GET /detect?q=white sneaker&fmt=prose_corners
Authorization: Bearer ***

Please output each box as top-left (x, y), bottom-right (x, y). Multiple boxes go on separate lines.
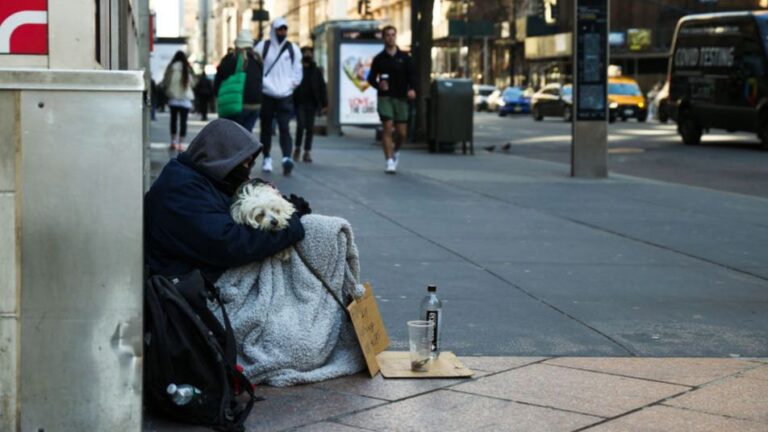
top-left (386, 159), bottom-right (396, 174)
top-left (393, 151), bottom-right (400, 169)
top-left (262, 157), bottom-right (273, 173)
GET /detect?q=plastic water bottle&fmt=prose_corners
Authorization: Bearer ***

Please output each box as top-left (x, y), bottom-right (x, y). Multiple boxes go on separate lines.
top-left (420, 284), bottom-right (442, 359)
top-left (166, 383), bottom-right (202, 406)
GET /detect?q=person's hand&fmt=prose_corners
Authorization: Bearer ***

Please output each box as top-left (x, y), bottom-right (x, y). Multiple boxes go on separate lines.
top-left (407, 89), bottom-right (416, 100)
top-left (380, 81), bottom-right (389, 92)
top-left (284, 193), bottom-right (312, 217)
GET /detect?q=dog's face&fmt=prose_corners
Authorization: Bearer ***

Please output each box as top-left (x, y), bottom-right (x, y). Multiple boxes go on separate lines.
top-left (231, 180), bottom-right (295, 231)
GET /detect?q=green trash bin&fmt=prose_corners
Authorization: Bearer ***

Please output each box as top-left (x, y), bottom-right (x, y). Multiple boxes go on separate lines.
top-left (428, 78), bottom-right (474, 154)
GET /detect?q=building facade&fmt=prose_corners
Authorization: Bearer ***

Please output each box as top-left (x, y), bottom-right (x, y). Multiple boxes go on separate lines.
top-left (517, 0), bottom-right (766, 91)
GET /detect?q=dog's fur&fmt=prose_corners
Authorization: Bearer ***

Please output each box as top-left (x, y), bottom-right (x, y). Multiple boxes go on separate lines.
top-left (231, 179), bottom-right (296, 261)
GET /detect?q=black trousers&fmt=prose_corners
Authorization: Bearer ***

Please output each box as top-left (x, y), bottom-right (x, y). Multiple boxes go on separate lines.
top-left (169, 106), bottom-right (189, 137)
top-left (259, 95), bottom-right (293, 158)
top-left (295, 103), bottom-right (317, 151)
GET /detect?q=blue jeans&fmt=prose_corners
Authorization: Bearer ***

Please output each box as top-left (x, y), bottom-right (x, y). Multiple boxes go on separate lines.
top-left (224, 109), bottom-right (259, 133)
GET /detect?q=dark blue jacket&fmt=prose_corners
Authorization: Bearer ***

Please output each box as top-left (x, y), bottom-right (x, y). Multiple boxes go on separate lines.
top-left (145, 155), bottom-right (304, 281)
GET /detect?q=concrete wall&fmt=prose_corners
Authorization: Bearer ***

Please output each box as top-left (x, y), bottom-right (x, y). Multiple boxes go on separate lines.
top-left (0, 91), bottom-right (20, 432)
top-left (0, 70), bottom-right (145, 432)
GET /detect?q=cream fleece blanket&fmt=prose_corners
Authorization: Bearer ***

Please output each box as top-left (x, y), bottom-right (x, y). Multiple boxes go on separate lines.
top-left (212, 214), bottom-right (366, 387)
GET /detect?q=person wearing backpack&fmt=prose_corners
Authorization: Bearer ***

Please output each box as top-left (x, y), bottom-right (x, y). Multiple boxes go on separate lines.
top-left (214, 29), bottom-right (263, 132)
top-left (144, 118), bottom-right (309, 282)
top-left (254, 17), bottom-right (302, 176)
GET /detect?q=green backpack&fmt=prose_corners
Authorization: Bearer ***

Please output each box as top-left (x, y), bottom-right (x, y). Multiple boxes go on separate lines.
top-left (217, 54), bottom-right (246, 118)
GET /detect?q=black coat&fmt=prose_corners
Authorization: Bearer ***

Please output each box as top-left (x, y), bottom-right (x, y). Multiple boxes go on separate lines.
top-left (293, 62), bottom-right (327, 108)
top-left (214, 51), bottom-right (263, 106)
top-left (194, 76), bottom-right (214, 101)
top-left (144, 154), bottom-right (304, 281)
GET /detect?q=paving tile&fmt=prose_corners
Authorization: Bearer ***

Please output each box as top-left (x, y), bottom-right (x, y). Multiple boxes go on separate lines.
top-left (452, 364), bottom-right (688, 418)
top-left (664, 376), bottom-right (768, 423)
top-left (544, 357), bottom-right (756, 386)
top-left (584, 405), bottom-right (767, 432)
top-left (242, 386), bottom-right (385, 431)
top-left (338, 389), bottom-right (601, 432)
top-left (311, 371), bottom-right (468, 401)
top-left (460, 356), bottom-right (549, 373)
top-left (737, 365), bottom-right (768, 381)
top-left (143, 414), bottom-right (211, 432)
top-left (292, 422), bottom-right (371, 431)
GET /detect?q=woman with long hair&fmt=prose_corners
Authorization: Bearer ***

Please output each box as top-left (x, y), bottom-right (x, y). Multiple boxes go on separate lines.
top-left (162, 50), bottom-right (196, 151)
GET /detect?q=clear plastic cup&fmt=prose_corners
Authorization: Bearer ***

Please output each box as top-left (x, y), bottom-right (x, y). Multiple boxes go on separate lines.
top-left (407, 320), bottom-right (434, 372)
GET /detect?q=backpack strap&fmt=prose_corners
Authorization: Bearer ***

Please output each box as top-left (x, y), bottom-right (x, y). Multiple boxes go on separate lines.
top-left (261, 40), bottom-right (270, 61)
top-left (294, 248), bottom-right (350, 319)
top-left (264, 42), bottom-right (295, 77)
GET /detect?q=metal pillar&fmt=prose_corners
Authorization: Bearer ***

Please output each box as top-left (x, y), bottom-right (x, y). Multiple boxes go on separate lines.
top-left (571, 0), bottom-right (609, 178)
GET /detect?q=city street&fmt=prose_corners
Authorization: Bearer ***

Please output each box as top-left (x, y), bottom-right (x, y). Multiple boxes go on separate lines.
top-left (150, 112), bottom-right (768, 359)
top-left (472, 112), bottom-right (768, 199)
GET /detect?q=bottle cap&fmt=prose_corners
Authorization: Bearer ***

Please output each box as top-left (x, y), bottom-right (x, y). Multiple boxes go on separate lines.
top-left (427, 284), bottom-right (436, 292)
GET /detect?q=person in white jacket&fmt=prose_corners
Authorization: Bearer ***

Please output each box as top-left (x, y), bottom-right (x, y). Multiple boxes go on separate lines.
top-left (254, 17), bottom-right (303, 175)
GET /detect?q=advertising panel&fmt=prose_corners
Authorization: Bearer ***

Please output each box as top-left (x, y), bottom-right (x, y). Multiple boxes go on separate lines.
top-left (627, 28), bottom-right (651, 51)
top-left (575, 0), bottom-right (608, 121)
top-left (338, 43), bottom-right (381, 125)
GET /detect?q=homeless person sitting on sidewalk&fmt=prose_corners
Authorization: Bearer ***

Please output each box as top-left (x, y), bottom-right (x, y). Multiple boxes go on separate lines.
top-left (145, 118), bottom-right (306, 281)
top-left (145, 118), bottom-right (366, 386)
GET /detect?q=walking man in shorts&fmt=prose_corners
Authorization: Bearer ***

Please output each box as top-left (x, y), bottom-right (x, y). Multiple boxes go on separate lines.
top-left (367, 25), bottom-right (416, 174)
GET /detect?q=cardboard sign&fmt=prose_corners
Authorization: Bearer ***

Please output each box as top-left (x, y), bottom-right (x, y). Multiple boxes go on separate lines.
top-left (377, 351), bottom-right (474, 379)
top-left (347, 282), bottom-right (389, 377)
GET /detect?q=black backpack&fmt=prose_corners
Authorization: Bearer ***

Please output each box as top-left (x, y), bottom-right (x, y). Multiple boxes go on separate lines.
top-left (144, 270), bottom-right (258, 431)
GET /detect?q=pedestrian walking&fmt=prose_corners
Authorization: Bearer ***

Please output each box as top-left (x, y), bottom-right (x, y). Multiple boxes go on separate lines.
top-left (293, 47), bottom-right (327, 164)
top-left (366, 25), bottom-right (416, 174)
top-left (254, 17), bottom-right (302, 176)
top-left (193, 73), bottom-right (214, 121)
top-left (162, 51), bottom-right (196, 151)
top-left (214, 29), bottom-right (263, 132)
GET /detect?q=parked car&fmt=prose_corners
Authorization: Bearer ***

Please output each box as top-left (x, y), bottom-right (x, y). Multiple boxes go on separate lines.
top-left (608, 76), bottom-right (647, 122)
top-left (473, 84), bottom-right (497, 111)
top-left (668, 11), bottom-right (768, 147)
top-left (498, 87), bottom-right (533, 116)
top-left (531, 83), bottom-right (572, 121)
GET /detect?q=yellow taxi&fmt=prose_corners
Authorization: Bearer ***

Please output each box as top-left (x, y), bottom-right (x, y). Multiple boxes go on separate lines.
top-left (608, 76), bottom-right (647, 122)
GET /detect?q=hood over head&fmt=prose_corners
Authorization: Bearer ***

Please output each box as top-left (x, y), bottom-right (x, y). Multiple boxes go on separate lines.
top-left (270, 17), bottom-right (288, 44)
top-left (184, 119), bottom-right (262, 181)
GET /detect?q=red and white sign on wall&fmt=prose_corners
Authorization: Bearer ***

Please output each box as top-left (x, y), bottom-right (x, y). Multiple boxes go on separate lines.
top-left (0, 0), bottom-right (48, 55)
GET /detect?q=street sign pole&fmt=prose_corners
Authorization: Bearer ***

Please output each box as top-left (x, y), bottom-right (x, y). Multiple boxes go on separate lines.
top-left (571, 0), bottom-right (608, 178)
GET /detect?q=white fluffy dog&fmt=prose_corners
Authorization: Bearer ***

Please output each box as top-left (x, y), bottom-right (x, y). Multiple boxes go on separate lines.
top-left (230, 179), bottom-right (296, 261)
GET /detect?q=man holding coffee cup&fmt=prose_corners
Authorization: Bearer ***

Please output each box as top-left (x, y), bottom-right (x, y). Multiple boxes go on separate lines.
top-left (367, 25), bottom-right (416, 174)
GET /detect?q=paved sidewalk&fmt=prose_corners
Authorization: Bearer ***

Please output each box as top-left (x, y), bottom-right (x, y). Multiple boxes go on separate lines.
top-left (144, 356), bottom-right (768, 431)
top-left (146, 115), bottom-right (768, 431)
